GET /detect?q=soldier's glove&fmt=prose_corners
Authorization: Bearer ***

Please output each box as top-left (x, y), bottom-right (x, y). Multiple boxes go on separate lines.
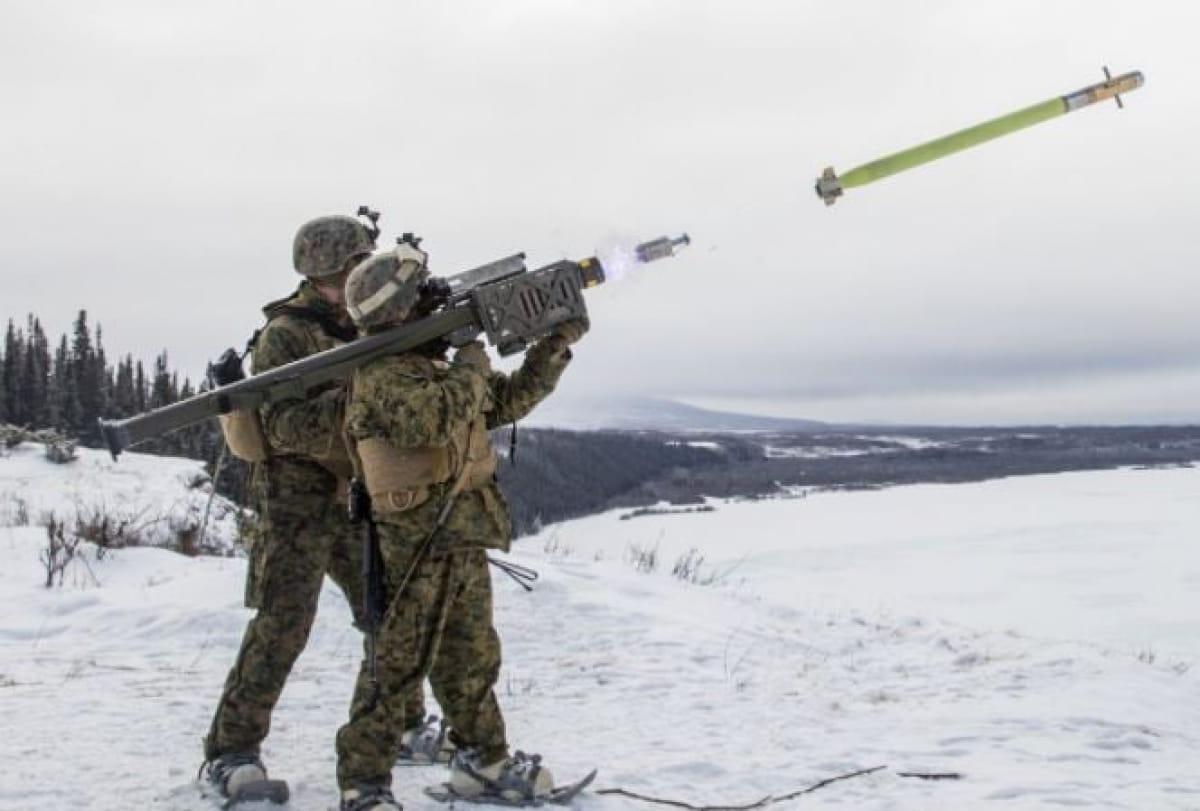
top-left (454, 341), bottom-right (493, 376)
top-left (548, 317), bottom-right (589, 349)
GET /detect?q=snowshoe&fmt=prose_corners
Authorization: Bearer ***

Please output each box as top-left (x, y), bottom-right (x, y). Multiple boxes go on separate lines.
top-left (397, 714), bottom-right (457, 765)
top-left (340, 784), bottom-right (402, 811)
top-left (425, 750), bottom-right (596, 807)
top-left (200, 752), bottom-right (289, 808)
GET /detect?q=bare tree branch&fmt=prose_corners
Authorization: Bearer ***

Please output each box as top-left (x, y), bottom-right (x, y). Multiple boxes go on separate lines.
top-left (596, 765), bottom-right (886, 810)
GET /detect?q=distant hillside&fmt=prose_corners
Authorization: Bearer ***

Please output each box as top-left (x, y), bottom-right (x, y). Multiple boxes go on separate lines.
top-left (495, 424), bottom-right (1200, 536)
top-left (525, 396), bottom-right (828, 432)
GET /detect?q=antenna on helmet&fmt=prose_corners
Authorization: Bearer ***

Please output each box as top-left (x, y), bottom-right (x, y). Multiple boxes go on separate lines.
top-left (356, 205), bottom-right (382, 241)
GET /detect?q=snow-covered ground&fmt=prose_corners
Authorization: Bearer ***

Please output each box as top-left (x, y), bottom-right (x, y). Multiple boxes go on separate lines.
top-left (0, 442), bottom-right (242, 556)
top-left (2, 445), bottom-right (1199, 809)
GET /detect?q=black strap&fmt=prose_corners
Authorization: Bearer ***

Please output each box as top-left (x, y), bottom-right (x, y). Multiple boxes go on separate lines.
top-left (487, 556), bottom-right (538, 592)
top-left (347, 478), bottom-right (386, 707)
top-left (264, 304), bottom-right (359, 343)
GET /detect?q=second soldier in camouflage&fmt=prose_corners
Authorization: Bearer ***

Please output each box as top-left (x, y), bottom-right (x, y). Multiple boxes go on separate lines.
top-left (334, 241), bottom-right (586, 811)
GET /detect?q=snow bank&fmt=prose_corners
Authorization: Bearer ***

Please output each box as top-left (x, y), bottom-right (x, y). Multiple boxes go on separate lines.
top-left (0, 442), bottom-right (242, 555)
top-left (1, 455), bottom-right (1199, 809)
top-left (537, 465), bottom-right (1200, 660)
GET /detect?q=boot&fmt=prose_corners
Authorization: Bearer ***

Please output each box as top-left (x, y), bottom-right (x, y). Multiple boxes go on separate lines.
top-left (203, 752), bottom-right (268, 799)
top-left (447, 749), bottom-right (554, 802)
top-left (398, 715), bottom-right (457, 764)
top-left (340, 783), bottom-right (402, 811)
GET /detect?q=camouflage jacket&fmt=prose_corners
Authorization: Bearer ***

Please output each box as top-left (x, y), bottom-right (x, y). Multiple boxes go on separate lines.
top-left (252, 282), bottom-right (357, 511)
top-left (345, 336), bottom-right (573, 551)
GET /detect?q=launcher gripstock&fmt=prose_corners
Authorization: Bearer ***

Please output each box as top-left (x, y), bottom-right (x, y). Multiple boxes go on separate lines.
top-left (98, 234), bottom-right (689, 459)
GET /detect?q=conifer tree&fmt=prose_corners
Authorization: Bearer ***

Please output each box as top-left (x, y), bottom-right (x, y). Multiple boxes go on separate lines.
top-left (93, 323), bottom-right (110, 430)
top-left (4, 320), bottom-right (23, 425)
top-left (151, 352), bottom-right (173, 409)
top-left (21, 330), bottom-right (43, 428)
top-left (52, 335), bottom-right (79, 432)
top-left (45, 341), bottom-right (63, 430)
top-left (135, 360), bottom-right (147, 413)
top-left (24, 316), bottom-right (51, 427)
top-left (112, 355), bottom-right (137, 418)
top-left (70, 311), bottom-right (101, 439)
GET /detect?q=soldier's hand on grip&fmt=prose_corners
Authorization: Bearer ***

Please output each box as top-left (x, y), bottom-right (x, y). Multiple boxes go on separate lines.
top-left (454, 341), bottom-right (493, 376)
top-left (551, 318), bottom-right (589, 346)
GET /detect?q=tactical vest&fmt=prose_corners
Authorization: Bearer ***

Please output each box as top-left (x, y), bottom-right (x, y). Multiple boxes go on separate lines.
top-left (355, 412), bottom-right (497, 514)
top-left (218, 292), bottom-right (358, 467)
top-left (219, 410), bottom-right (355, 487)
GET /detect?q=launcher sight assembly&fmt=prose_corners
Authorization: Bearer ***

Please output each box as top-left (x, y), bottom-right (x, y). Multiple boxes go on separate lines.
top-left (99, 233), bottom-right (689, 458)
top-left (816, 67), bottom-right (1144, 206)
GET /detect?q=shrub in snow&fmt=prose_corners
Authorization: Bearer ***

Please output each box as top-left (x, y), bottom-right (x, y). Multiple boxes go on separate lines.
top-left (541, 531), bottom-right (573, 558)
top-left (671, 548), bottom-right (705, 583)
top-left (43, 438), bottom-right (78, 464)
top-left (625, 540), bottom-right (659, 573)
top-left (0, 423), bottom-right (24, 449)
top-left (71, 502), bottom-right (158, 557)
top-left (0, 423), bottom-right (78, 463)
top-left (1, 495), bottom-right (32, 526)
top-left (171, 515), bottom-right (202, 557)
top-left (40, 515), bottom-right (81, 588)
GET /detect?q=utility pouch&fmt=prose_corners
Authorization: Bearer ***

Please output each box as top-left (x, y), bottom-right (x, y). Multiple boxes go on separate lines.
top-left (218, 412), bottom-right (270, 462)
top-left (209, 346), bottom-right (270, 462)
top-left (356, 438), bottom-right (445, 515)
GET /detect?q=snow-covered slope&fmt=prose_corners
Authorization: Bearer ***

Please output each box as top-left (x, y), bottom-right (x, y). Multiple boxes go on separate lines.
top-left (1, 448), bottom-right (1198, 809)
top-left (0, 442), bottom-right (242, 556)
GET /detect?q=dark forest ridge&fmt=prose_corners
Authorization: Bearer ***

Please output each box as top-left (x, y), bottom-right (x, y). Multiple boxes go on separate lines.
top-left (497, 425), bottom-right (1200, 537)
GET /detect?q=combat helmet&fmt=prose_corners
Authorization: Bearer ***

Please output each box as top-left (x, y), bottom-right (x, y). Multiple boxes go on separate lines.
top-left (345, 242), bottom-right (430, 329)
top-left (293, 214), bottom-right (377, 278)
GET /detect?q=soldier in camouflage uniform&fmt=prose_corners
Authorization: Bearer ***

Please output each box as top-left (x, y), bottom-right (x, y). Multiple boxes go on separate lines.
top-left (334, 244), bottom-right (586, 811)
top-left (201, 213), bottom-right (430, 800)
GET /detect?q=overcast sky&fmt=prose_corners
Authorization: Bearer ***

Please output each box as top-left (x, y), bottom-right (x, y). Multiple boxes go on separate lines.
top-left (2, 0), bottom-right (1197, 425)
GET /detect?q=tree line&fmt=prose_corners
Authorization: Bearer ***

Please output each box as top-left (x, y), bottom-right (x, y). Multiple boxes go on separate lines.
top-left (0, 311), bottom-right (221, 463)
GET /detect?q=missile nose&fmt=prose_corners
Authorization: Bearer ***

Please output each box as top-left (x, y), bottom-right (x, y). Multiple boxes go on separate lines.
top-left (635, 234), bottom-right (691, 263)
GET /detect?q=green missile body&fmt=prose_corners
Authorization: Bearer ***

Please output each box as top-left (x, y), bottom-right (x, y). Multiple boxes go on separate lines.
top-left (816, 67), bottom-right (1144, 205)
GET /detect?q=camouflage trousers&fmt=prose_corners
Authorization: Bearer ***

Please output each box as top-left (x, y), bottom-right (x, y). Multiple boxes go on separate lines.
top-left (203, 499), bottom-right (427, 760)
top-left (336, 543), bottom-right (507, 790)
